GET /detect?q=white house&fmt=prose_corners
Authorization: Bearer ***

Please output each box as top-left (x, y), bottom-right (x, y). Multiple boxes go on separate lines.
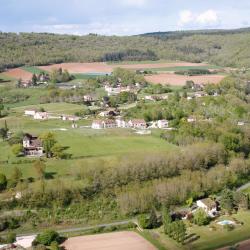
top-left (157, 120), bottom-right (169, 129)
top-left (128, 119), bottom-right (147, 129)
top-left (25, 109), bottom-right (37, 116)
top-left (116, 118), bottom-right (128, 128)
top-left (92, 120), bottom-right (103, 129)
top-left (61, 115), bottom-right (80, 121)
top-left (92, 120), bottom-right (117, 129)
top-left (196, 198), bottom-right (218, 217)
top-left (84, 95), bottom-right (94, 102)
top-left (187, 116), bottom-right (196, 123)
top-left (104, 85), bottom-right (133, 96)
top-left (33, 112), bottom-right (48, 120)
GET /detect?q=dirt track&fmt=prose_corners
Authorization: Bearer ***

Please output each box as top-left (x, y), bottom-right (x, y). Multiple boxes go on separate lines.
top-left (145, 73), bottom-right (225, 85)
top-left (61, 231), bottom-right (156, 250)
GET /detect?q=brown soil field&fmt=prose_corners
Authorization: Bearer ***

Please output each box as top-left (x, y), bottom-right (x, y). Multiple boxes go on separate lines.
top-left (39, 62), bottom-right (113, 74)
top-left (38, 61), bottom-right (209, 74)
top-left (4, 68), bottom-right (33, 81)
top-left (218, 239), bottom-right (250, 250)
top-left (61, 231), bottom-right (156, 250)
top-left (145, 73), bottom-right (226, 86)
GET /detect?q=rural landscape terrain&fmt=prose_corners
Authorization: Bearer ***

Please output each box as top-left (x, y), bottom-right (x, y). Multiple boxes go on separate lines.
top-left (1, 11), bottom-right (250, 250)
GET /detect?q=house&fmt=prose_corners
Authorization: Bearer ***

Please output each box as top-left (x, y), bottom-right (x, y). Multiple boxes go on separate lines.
top-left (99, 110), bottom-right (120, 117)
top-left (61, 115), bottom-right (80, 121)
top-left (128, 119), bottom-right (147, 129)
top-left (237, 121), bottom-right (245, 126)
top-left (24, 109), bottom-right (37, 116)
top-left (91, 119), bottom-right (117, 129)
top-left (33, 112), bottom-right (48, 120)
top-left (196, 198), bottom-right (218, 217)
top-left (187, 116), bottom-right (196, 123)
top-left (157, 120), bottom-right (169, 129)
top-left (116, 118), bottom-right (128, 128)
top-left (104, 84), bottom-right (134, 96)
top-left (92, 120), bottom-right (103, 129)
top-left (83, 95), bottom-right (94, 102)
top-left (23, 134), bottom-right (44, 157)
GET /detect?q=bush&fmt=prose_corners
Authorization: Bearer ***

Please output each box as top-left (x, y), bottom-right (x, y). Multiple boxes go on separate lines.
top-left (0, 173), bottom-right (7, 191)
top-left (34, 230), bottom-right (60, 246)
top-left (5, 232), bottom-right (16, 243)
top-left (192, 209), bottom-right (210, 226)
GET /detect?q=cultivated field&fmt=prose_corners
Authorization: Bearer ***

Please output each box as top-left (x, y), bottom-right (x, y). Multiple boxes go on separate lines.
top-left (61, 231), bottom-right (156, 250)
top-left (4, 68), bottom-right (33, 81)
top-left (38, 61), bottom-right (211, 74)
top-left (145, 73), bottom-right (226, 85)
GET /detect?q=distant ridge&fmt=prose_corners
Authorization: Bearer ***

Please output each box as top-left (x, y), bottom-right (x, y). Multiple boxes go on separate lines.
top-left (140, 27), bottom-right (250, 39)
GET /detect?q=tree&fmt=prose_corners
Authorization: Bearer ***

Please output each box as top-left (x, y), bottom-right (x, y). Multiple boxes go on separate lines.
top-left (0, 173), bottom-right (7, 191)
top-left (193, 208), bottom-right (210, 226)
top-left (11, 167), bottom-right (23, 185)
top-left (0, 103), bottom-right (4, 118)
top-left (162, 207), bottom-right (172, 235)
top-left (0, 121), bottom-right (8, 141)
top-left (51, 143), bottom-right (71, 159)
top-left (169, 220), bottom-right (186, 244)
top-left (40, 132), bottom-right (56, 158)
top-left (138, 214), bottom-right (149, 229)
top-left (220, 188), bottom-right (235, 213)
top-left (33, 160), bottom-right (46, 180)
top-left (11, 144), bottom-right (23, 157)
top-left (32, 74), bottom-right (38, 86)
top-left (148, 208), bottom-right (159, 229)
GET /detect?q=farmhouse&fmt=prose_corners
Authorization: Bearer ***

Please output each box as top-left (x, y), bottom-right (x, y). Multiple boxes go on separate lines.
top-left (24, 109), bottom-right (37, 116)
top-left (99, 110), bottom-right (120, 117)
top-left (128, 119), bottom-right (147, 129)
top-left (104, 84), bottom-right (134, 96)
top-left (187, 116), bottom-right (196, 123)
top-left (33, 112), bottom-right (48, 120)
top-left (196, 198), bottom-right (218, 217)
top-left (23, 133), bottom-right (44, 157)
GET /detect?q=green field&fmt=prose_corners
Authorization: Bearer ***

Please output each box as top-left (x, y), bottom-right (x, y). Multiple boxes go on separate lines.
top-left (21, 66), bottom-right (48, 74)
top-left (144, 65), bottom-right (223, 72)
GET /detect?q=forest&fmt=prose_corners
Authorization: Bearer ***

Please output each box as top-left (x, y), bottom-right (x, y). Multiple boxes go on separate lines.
top-left (1, 28), bottom-right (250, 70)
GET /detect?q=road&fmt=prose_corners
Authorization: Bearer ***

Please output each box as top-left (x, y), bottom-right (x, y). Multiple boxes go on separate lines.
top-left (16, 219), bottom-right (134, 237)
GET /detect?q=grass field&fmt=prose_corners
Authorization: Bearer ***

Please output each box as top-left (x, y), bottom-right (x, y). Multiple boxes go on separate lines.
top-left (144, 65), bottom-right (223, 72)
top-left (21, 66), bottom-right (48, 74)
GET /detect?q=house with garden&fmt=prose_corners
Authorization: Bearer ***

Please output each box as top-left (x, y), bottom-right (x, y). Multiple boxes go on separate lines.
top-left (196, 198), bottom-right (219, 217)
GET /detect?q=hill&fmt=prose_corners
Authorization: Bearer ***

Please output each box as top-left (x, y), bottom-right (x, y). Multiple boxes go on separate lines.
top-left (1, 27), bottom-right (250, 70)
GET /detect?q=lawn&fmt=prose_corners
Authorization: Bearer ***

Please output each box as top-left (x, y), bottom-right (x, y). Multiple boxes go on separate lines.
top-left (12, 102), bottom-right (85, 115)
top-left (0, 114), bottom-right (176, 180)
top-left (149, 211), bottom-right (250, 250)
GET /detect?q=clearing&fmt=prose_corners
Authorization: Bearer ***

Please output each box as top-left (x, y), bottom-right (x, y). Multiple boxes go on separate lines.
top-left (61, 231), bottom-right (156, 250)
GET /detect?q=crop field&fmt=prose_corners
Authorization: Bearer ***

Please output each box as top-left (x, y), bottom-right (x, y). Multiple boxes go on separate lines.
top-left (145, 73), bottom-right (226, 85)
top-left (61, 231), bottom-right (156, 250)
top-left (4, 68), bottom-right (33, 81)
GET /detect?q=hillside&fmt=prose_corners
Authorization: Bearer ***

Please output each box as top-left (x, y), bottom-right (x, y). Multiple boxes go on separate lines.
top-left (1, 27), bottom-right (250, 70)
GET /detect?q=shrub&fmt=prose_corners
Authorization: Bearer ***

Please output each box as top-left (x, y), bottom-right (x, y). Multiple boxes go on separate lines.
top-left (34, 230), bottom-right (60, 246)
top-left (0, 173), bottom-right (7, 191)
top-left (5, 232), bottom-right (16, 243)
top-left (192, 209), bottom-right (210, 226)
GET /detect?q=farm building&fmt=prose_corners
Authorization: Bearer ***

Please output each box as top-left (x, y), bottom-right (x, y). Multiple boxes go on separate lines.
top-left (116, 118), bottom-right (128, 128)
top-left (92, 120), bottom-right (117, 129)
top-left (23, 133), bottom-right (44, 157)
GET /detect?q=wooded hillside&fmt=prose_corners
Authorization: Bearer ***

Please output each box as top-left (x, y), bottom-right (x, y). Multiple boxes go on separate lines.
top-left (0, 28), bottom-right (250, 70)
